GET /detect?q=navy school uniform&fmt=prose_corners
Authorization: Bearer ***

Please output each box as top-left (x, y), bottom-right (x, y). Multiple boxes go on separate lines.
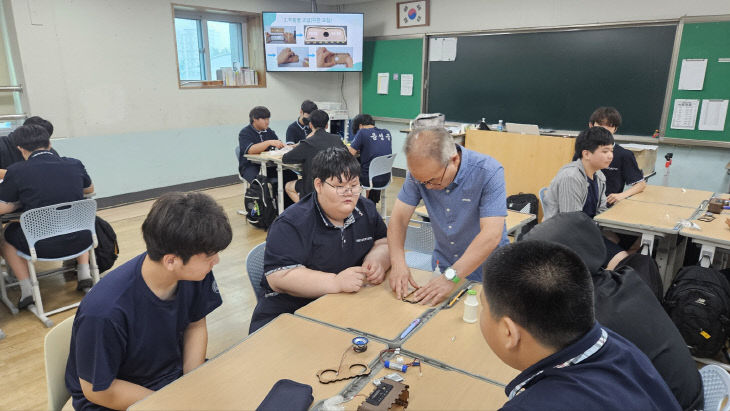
top-left (248, 192), bottom-right (387, 333)
top-left (238, 124), bottom-right (280, 183)
top-left (350, 126), bottom-right (393, 188)
top-left (285, 119), bottom-right (311, 145)
top-left (65, 253), bottom-right (222, 411)
top-left (502, 323), bottom-right (681, 411)
top-left (0, 149), bottom-right (92, 257)
top-left (603, 144), bottom-right (645, 196)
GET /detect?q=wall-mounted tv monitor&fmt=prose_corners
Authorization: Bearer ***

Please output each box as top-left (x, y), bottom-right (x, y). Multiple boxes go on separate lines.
top-left (262, 12), bottom-right (363, 72)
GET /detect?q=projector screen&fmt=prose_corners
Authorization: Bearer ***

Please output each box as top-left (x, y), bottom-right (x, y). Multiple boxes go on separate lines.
top-left (262, 12), bottom-right (363, 72)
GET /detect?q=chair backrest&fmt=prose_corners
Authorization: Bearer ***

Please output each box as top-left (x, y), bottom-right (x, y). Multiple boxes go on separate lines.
top-left (366, 153), bottom-right (397, 189)
top-left (235, 145), bottom-right (241, 160)
top-left (45, 315), bottom-right (75, 411)
top-left (701, 364), bottom-right (730, 411)
top-left (245, 242), bottom-right (267, 302)
top-left (404, 219), bottom-right (434, 254)
top-left (538, 187), bottom-right (548, 215)
top-left (19, 199), bottom-right (98, 260)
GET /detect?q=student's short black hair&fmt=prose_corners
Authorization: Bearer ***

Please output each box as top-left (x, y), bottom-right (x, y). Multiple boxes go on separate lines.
top-left (574, 126), bottom-right (614, 159)
top-left (312, 147), bottom-right (360, 184)
top-left (301, 100), bottom-right (318, 114)
top-left (23, 116), bottom-right (53, 136)
top-left (309, 109), bottom-right (329, 129)
top-left (589, 107), bottom-right (622, 129)
top-left (249, 106), bottom-right (271, 124)
top-left (482, 240), bottom-right (595, 350)
top-left (142, 192), bottom-right (233, 264)
top-left (9, 124), bottom-right (50, 151)
top-left (351, 114), bottom-right (375, 132)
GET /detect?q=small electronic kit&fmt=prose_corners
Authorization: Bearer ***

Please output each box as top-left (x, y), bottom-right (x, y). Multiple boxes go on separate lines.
top-left (377, 348), bottom-right (422, 376)
top-left (317, 337), bottom-right (371, 384)
top-left (357, 378), bottom-right (409, 411)
top-left (304, 26), bottom-right (348, 44)
top-left (708, 197), bottom-right (730, 214)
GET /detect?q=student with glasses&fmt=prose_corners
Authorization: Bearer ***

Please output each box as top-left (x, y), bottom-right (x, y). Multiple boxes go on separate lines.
top-left (249, 147), bottom-right (390, 333)
top-left (387, 127), bottom-right (509, 306)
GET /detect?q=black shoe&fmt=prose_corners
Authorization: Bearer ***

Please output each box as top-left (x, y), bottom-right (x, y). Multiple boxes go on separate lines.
top-left (76, 278), bottom-right (93, 291)
top-left (18, 295), bottom-right (34, 309)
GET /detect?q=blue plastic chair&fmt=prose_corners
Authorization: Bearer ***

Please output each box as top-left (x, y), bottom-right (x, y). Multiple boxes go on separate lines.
top-left (700, 364), bottom-right (730, 411)
top-left (245, 242), bottom-right (266, 301)
top-left (404, 219), bottom-right (435, 271)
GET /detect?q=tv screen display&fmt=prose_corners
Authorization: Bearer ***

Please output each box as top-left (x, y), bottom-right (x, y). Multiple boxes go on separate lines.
top-left (262, 12), bottom-right (363, 72)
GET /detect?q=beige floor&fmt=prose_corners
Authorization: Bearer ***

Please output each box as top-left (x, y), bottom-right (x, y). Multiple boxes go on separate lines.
top-left (0, 179), bottom-right (403, 410)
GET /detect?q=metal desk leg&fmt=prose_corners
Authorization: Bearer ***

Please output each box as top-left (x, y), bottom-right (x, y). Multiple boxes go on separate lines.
top-left (277, 164), bottom-right (284, 215)
top-left (640, 233), bottom-right (655, 256)
top-left (699, 244), bottom-right (716, 268)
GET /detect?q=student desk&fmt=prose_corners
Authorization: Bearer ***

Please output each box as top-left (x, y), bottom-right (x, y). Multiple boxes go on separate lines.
top-left (595, 199), bottom-right (698, 288)
top-left (295, 269), bottom-right (438, 342)
top-left (680, 196), bottom-right (730, 268)
top-left (628, 185), bottom-right (714, 209)
top-left (401, 284), bottom-right (519, 385)
top-left (343, 362), bottom-right (507, 410)
top-left (245, 152), bottom-right (302, 215)
top-left (129, 314), bottom-right (385, 411)
top-left (414, 206), bottom-right (535, 236)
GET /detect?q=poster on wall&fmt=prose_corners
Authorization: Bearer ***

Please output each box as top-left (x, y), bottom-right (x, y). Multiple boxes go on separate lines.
top-left (263, 12), bottom-right (363, 72)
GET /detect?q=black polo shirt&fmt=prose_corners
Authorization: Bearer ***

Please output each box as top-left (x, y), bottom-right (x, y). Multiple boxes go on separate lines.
top-left (603, 144), bottom-right (644, 196)
top-left (282, 129), bottom-right (346, 196)
top-left (0, 150), bottom-right (91, 210)
top-left (248, 192), bottom-right (387, 332)
top-left (285, 119), bottom-right (310, 144)
top-left (238, 124), bottom-right (280, 182)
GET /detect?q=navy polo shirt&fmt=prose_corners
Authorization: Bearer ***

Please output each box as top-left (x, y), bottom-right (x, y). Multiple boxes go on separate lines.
top-left (65, 253), bottom-right (222, 411)
top-left (502, 322), bottom-right (680, 410)
top-left (238, 124), bottom-right (280, 182)
top-left (285, 119), bottom-right (310, 144)
top-left (350, 126), bottom-right (393, 187)
top-left (603, 144), bottom-right (645, 196)
top-left (248, 192), bottom-right (387, 332)
top-left (0, 150), bottom-right (91, 210)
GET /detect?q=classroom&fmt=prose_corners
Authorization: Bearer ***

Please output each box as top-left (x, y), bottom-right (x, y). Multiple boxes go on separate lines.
top-left (1, 0), bottom-right (730, 410)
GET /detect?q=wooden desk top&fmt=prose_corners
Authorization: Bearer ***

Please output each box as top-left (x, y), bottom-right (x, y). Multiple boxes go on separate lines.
top-left (628, 185), bottom-right (713, 208)
top-left (413, 206), bottom-right (535, 235)
top-left (295, 269), bottom-right (436, 341)
top-left (130, 315), bottom-right (385, 411)
top-left (594, 199), bottom-right (696, 234)
top-left (402, 284), bottom-right (519, 385)
top-left (344, 363), bottom-right (507, 410)
top-left (681, 206), bottom-right (730, 246)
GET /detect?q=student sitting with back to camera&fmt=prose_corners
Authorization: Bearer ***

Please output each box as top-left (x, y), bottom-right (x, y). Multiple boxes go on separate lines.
top-left (0, 116), bottom-right (59, 179)
top-left (285, 100), bottom-right (318, 145)
top-left (541, 126), bottom-right (628, 269)
top-left (249, 147), bottom-right (389, 333)
top-left (479, 241), bottom-right (681, 410)
top-left (282, 109), bottom-right (346, 203)
top-left (348, 114), bottom-right (393, 204)
top-left (0, 124), bottom-right (95, 309)
top-left (65, 192), bottom-right (232, 411)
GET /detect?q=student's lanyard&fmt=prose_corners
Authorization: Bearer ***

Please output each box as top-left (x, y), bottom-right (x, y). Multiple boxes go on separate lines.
top-left (508, 328), bottom-right (608, 400)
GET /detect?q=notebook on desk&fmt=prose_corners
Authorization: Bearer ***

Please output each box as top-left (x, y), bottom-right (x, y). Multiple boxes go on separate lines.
top-left (505, 122), bottom-right (540, 135)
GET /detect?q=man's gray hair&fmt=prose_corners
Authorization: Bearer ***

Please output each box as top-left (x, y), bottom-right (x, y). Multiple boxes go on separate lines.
top-left (403, 127), bottom-right (456, 164)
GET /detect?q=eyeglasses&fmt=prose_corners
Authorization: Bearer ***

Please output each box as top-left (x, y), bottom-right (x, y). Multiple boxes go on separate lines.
top-left (325, 181), bottom-right (363, 196)
top-left (418, 162), bottom-right (449, 187)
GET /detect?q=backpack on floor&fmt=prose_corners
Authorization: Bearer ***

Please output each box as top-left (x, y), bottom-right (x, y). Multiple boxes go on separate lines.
top-left (506, 193), bottom-right (538, 236)
top-left (663, 265), bottom-right (730, 358)
top-left (245, 175), bottom-right (278, 230)
top-left (94, 216), bottom-right (119, 273)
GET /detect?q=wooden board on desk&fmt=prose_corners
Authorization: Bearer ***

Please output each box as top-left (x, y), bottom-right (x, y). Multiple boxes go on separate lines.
top-left (402, 284), bottom-right (519, 385)
top-left (344, 362), bottom-right (507, 410)
top-left (628, 185), bottom-right (713, 208)
top-left (295, 269), bottom-right (435, 341)
top-left (682, 208), bottom-right (730, 246)
top-left (594, 199), bottom-right (696, 234)
top-left (130, 315), bottom-right (385, 411)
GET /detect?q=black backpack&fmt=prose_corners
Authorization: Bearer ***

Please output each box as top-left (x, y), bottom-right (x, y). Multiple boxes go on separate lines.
top-left (506, 193), bottom-right (538, 236)
top-left (663, 265), bottom-right (730, 358)
top-left (94, 216), bottom-right (119, 273)
top-left (244, 175), bottom-right (278, 230)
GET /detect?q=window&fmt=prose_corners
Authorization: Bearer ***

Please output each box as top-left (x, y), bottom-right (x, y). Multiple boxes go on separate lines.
top-left (172, 5), bottom-right (265, 88)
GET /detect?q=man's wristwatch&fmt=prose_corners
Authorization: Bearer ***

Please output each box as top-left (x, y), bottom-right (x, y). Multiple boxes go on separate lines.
top-left (444, 267), bottom-right (460, 284)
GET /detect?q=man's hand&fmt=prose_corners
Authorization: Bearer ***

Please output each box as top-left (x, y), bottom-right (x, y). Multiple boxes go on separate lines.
top-left (606, 192), bottom-right (627, 205)
top-left (277, 48), bottom-right (298, 65)
top-left (388, 262), bottom-right (418, 299)
top-left (336, 266), bottom-right (368, 293)
top-left (413, 275), bottom-right (455, 306)
top-left (363, 261), bottom-right (385, 285)
top-left (316, 47), bottom-right (336, 68)
top-left (342, 54), bottom-right (353, 68)
top-left (267, 139), bottom-right (285, 149)
top-left (284, 32), bottom-right (295, 43)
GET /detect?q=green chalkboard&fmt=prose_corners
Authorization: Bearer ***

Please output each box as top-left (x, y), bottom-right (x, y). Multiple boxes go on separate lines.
top-left (362, 38), bottom-right (423, 119)
top-left (664, 20), bottom-right (730, 142)
top-left (426, 25), bottom-right (676, 136)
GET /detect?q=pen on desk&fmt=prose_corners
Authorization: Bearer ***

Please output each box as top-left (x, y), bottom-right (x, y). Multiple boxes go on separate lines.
top-left (400, 318), bottom-right (421, 339)
top-left (447, 287), bottom-right (468, 308)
